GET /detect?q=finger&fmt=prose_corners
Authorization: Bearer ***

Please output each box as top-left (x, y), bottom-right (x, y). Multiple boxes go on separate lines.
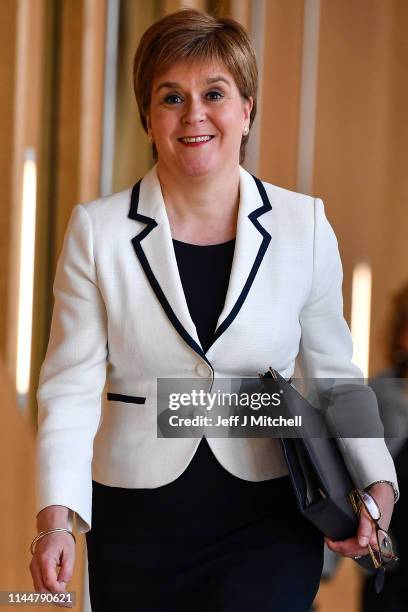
top-left (57, 547), bottom-right (75, 584)
top-left (40, 554), bottom-right (66, 593)
top-left (369, 530), bottom-right (378, 549)
top-left (325, 536), bottom-right (359, 549)
top-left (30, 559), bottom-right (51, 593)
top-left (324, 536), bottom-right (369, 558)
top-left (357, 511), bottom-right (374, 548)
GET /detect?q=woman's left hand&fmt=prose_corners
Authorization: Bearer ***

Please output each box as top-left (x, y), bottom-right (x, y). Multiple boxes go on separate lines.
top-left (324, 482), bottom-right (395, 558)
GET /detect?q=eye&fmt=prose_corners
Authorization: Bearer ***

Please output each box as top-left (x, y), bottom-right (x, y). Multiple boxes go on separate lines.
top-left (164, 94), bottom-right (183, 105)
top-left (206, 90), bottom-right (224, 101)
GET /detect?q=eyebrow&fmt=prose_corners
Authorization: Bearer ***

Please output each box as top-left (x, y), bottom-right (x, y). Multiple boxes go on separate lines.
top-left (155, 75), bottom-right (231, 93)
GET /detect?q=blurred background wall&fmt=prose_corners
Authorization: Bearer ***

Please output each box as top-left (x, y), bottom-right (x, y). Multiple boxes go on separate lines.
top-left (0, 0), bottom-right (407, 610)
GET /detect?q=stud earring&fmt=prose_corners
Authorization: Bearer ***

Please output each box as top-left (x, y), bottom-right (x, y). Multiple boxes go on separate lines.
top-left (243, 126), bottom-right (249, 136)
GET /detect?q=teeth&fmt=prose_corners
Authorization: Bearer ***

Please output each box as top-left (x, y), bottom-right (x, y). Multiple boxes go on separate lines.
top-left (180, 136), bottom-right (212, 143)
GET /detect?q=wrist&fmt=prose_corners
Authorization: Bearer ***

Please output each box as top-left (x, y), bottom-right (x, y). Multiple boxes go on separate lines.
top-left (30, 528), bottom-right (76, 555)
top-left (365, 480), bottom-right (398, 503)
top-left (36, 505), bottom-right (69, 531)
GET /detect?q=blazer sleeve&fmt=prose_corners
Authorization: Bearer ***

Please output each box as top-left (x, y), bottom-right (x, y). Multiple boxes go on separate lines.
top-left (36, 204), bottom-right (108, 533)
top-left (295, 197), bottom-right (399, 499)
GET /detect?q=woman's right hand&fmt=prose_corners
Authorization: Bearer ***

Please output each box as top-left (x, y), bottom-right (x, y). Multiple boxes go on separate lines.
top-left (29, 506), bottom-right (75, 608)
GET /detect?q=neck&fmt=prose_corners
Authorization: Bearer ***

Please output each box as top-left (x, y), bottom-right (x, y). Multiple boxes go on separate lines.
top-left (156, 161), bottom-right (241, 244)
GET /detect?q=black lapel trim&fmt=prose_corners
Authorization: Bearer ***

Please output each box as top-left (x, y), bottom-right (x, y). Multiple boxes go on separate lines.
top-left (127, 175), bottom-right (271, 361)
top-left (211, 175), bottom-right (272, 345)
top-left (107, 392), bottom-right (146, 404)
top-left (128, 180), bottom-right (213, 370)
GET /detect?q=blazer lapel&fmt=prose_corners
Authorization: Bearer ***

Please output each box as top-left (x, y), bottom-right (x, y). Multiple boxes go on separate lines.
top-left (127, 164), bottom-right (272, 360)
top-left (212, 167), bottom-right (272, 345)
top-left (128, 166), bottom-right (208, 362)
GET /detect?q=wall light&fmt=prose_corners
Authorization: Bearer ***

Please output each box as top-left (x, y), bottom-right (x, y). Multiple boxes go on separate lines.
top-left (16, 148), bottom-right (37, 407)
top-left (351, 261), bottom-right (372, 379)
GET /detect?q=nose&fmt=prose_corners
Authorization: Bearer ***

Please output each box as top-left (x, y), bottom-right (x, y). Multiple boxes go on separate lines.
top-left (181, 96), bottom-right (206, 125)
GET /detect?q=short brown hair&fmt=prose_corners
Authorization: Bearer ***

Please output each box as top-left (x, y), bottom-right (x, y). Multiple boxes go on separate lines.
top-left (133, 8), bottom-right (258, 163)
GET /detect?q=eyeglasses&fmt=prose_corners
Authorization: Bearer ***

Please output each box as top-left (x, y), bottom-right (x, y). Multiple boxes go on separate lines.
top-left (349, 489), bottom-right (398, 592)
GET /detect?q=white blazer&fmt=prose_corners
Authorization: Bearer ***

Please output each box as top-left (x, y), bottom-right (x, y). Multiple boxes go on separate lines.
top-left (36, 165), bottom-right (398, 533)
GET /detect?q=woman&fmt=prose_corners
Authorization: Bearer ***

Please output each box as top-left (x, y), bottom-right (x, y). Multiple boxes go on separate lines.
top-left (30, 9), bottom-right (398, 612)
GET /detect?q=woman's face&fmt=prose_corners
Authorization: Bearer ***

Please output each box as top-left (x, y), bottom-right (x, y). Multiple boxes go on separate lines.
top-left (147, 60), bottom-right (253, 178)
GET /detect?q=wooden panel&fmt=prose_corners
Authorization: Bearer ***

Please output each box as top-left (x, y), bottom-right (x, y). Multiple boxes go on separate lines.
top-left (30, 0), bottom-right (60, 426)
top-left (78, 0), bottom-right (107, 203)
top-left (112, 0), bottom-right (159, 192)
top-left (313, 0), bottom-right (399, 374)
top-left (258, 0), bottom-right (304, 188)
top-left (163, 0), bottom-right (207, 13)
top-left (6, 0), bottom-right (46, 393)
top-left (383, 0), bottom-right (408, 334)
top-left (212, 0), bottom-right (250, 26)
top-left (0, 1), bottom-right (17, 358)
top-left (53, 0), bottom-right (83, 260)
top-left (29, 0), bottom-right (84, 428)
top-left (228, 0), bottom-right (250, 28)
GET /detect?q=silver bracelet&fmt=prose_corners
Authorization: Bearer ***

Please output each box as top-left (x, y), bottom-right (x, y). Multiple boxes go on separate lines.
top-left (30, 528), bottom-right (76, 555)
top-left (365, 480), bottom-right (399, 503)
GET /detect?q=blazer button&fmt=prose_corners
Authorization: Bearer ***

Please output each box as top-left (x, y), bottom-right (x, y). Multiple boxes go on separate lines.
top-left (195, 362), bottom-right (210, 378)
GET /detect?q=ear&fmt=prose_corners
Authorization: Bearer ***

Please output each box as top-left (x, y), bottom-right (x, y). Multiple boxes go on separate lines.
top-left (243, 96), bottom-right (253, 122)
top-left (145, 115), bottom-right (155, 144)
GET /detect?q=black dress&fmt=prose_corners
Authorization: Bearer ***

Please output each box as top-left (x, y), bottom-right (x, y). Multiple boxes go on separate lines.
top-left (86, 239), bottom-right (324, 612)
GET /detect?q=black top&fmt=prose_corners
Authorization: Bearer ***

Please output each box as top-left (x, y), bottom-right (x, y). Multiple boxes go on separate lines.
top-left (173, 238), bottom-right (235, 353)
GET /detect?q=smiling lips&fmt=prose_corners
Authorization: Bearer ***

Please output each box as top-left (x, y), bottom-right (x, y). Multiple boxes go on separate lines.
top-left (178, 135), bottom-right (215, 146)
